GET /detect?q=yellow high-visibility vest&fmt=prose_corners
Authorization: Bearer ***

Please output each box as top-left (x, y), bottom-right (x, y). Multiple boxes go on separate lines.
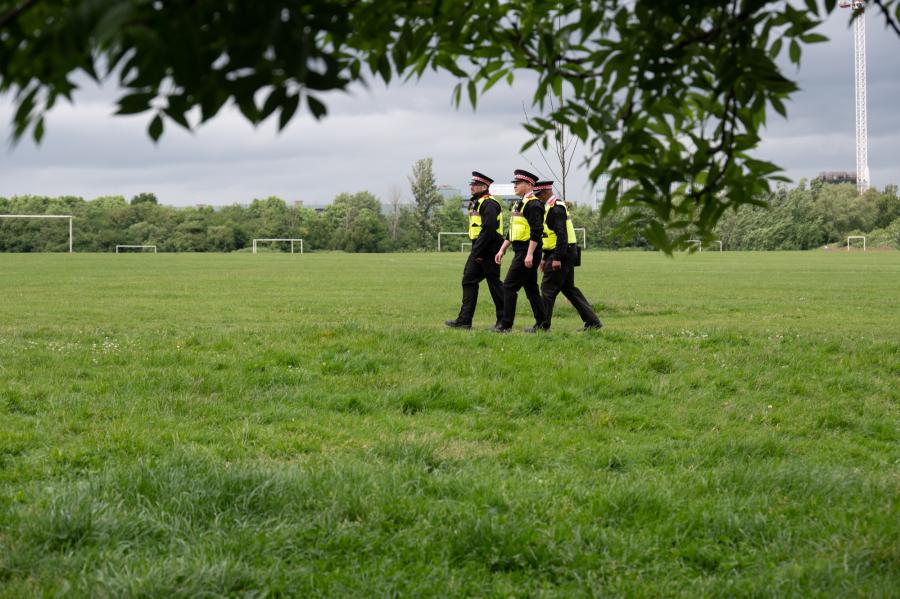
top-left (509, 194), bottom-right (538, 242)
top-left (542, 197), bottom-right (577, 251)
top-left (468, 195), bottom-right (504, 240)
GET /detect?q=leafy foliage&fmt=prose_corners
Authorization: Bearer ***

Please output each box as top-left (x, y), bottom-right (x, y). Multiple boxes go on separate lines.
top-left (2, 181), bottom-right (897, 253)
top-left (408, 158), bottom-right (442, 249)
top-left (566, 181), bottom-right (900, 251)
top-left (0, 190), bottom-right (471, 252)
top-left (1, 0), bottom-right (898, 248)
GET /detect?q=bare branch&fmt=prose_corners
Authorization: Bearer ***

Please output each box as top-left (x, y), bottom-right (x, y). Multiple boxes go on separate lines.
top-left (872, 0), bottom-right (900, 37)
top-left (521, 101), bottom-right (561, 181)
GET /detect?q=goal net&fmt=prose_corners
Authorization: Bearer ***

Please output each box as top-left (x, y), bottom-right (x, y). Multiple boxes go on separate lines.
top-left (116, 245), bottom-right (157, 253)
top-left (846, 236), bottom-right (866, 251)
top-left (0, 214), bottom-right (74, 253)
top-left (252, 238), bottom-right (304, 254)
top-left (437, 231), bottom-right (468, 252)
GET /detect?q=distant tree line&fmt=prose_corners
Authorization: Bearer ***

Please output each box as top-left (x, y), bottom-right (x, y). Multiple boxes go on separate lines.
top-left (0, 158), bottom-right (466, 253)
top-left (1, 172), bottom-right (898, 253)
top-left (713, 181), bottom-right (900, 250)
top-left (566, 180), bottom-right (899, 251)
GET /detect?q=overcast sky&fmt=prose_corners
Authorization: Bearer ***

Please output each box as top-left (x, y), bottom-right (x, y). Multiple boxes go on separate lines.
top-left (0, 10), bottom-right (897, 207)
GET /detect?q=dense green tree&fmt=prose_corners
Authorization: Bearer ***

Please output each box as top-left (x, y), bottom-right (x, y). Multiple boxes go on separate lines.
top-left (4, 1), bottom-right (898, 250)
top-left (247, 196), bottom-right (291, 239)
top-left (206, 224), bottom-right (238, 252)
top-left (386, 206), bottom-right (422, 252)
top-left (324, 191), bottom-right (387, 252)
top-left (436, 196), bottom-right (468, 235)
top-left (409, 158), bottom-right (442, 250)
top-left (126, 221), bottom-right (164, 246)
top-left (130, 192), bottom-right (158, 205)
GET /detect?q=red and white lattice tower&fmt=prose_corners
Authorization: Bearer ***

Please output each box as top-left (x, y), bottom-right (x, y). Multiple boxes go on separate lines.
top-left (840, 0), bottom-right (870, 193)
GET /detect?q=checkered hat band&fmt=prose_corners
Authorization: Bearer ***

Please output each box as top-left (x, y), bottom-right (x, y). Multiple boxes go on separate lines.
top-left (471, 175), bottom-right (492, 185)
top-left (514, 174), bottom-right (536, 184)
top-left (534, 183), bottom-right (552, 191)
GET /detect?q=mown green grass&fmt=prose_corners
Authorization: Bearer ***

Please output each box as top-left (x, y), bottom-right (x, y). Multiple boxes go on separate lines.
top-left (0, 251), bottom-right (898, 597)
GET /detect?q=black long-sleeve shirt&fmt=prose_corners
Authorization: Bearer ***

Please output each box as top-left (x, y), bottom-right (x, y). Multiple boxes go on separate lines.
top-left (470, 192), bottom-right (502, 259)
top-left (507, 196), bottom-right (544, 249)
top-left (544, 202), bottom-right (569, 262)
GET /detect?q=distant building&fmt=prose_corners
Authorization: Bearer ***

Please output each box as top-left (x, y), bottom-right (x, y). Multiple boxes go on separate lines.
top-left (488, 183), bottom-right (519, 208)
top-left (816, 171), bottom-right (857, 185)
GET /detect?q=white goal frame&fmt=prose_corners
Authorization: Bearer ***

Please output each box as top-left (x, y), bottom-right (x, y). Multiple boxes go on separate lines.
top-left (438, 231), bottom-right (468, 252)
top-left (687, 239), bottom-right (702, 252)
top-left (846, 236), bottom-right (866, 251)
top-left (573, 227), bottom-right (587, 249)
top-left (252, 238), bottom-right (303, 254)
top-left (0, 214), bottom-right (74, 253)
top-left (460, 242), bottom-right (472, 253)
top-left (116, 245), bottom-right (157, 253)
top-left (711, 240), bottom-right (723, 252)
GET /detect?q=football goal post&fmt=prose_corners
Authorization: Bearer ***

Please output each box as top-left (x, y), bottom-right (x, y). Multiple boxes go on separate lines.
top-left (846, 236), bottom-right (866, 251)
top-left (116, 245), bottom-right (157, 253)
top-left (252, 238), bottom-right (304, 254)
top-left (711, 241), bottom-right (723, 252)
top-left (573, 227), bottom-right (587, 249)
top-left (460, 242), bottom-right (472, 253)
top-left (0, 214), bottom-right (74, 253)
top-left (437, 232), bottom-right (468, 252)
top-left (687, 239), bottom-right (702, 252)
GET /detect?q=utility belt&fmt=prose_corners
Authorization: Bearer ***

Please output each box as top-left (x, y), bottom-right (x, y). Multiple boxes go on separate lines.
top-left (511, 240), bottom-right (539, 252)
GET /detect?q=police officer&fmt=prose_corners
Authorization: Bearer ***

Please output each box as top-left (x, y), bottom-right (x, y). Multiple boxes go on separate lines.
top-left (493, 169), bottom-right (547, 333)
top-left (534, 181), bottom-right (602, 331)
top-left (445, 171), bottom-right (505, 329)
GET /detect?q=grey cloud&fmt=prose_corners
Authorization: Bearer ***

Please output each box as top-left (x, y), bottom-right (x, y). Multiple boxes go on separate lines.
top-left (1, 11), bottom-right (897, 207)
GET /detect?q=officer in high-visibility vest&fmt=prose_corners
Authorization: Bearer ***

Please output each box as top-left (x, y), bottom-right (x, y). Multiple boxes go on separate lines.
top-left (534, 181), bottom-right (602, 331)
top-left (493, 169), bottom-right (548, 333)
top-left (445, 171), bottom-right (505, 329)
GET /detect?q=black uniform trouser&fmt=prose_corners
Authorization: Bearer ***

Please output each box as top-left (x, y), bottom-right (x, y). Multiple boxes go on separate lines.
top-left (540, 259), bottom-right (601, 328)
top-left (456, 251), bottom-right (504, 325)
top-left (500, 247), bottom-right (546, 328)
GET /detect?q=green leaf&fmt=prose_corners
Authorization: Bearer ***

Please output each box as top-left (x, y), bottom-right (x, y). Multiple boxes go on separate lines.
top-left (800, 33), bottom-right (828, 43)
top-left (551, 75), bottom-right (562, 98)
top-left (770, 96), bottom-right (787, 118)
top-left (481, 69), bottom-right (508, 93)
top-left (116, 92), bottom-right (155, 116)
top-left (307, 95), bottom-right (327, 119)
top-left (769, 38), bottom-right (783, 59)
top-left (34, 117), bottom-right (45, 143)
top-left (261, 87), bottom-right (287, 121)
top-left (149, 114), bottom-right (163, 142)
top-left (279, 94), bottom-right (300, 130)
top-left (789, 40), bottom-right (801, 64)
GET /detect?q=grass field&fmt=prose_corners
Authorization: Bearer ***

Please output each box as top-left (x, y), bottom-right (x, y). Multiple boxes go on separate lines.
top-left (0, 251), bottom-right (898, 597)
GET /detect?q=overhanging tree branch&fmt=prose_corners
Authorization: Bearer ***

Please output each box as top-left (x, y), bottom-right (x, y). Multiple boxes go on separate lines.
top-left (0, 0), bottom-right (37, 29)
top-left (872, 0), bottom-right (900, 37)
